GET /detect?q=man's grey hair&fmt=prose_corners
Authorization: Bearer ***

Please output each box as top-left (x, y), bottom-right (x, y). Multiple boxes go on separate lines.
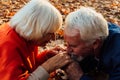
top-left (9, 0), bottom-right (62, 40)
top-left (64, 6), bottom-right (108, 42)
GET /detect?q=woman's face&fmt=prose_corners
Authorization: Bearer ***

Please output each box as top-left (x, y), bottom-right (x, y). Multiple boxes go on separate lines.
top-left (35, 33), bottom-right (55, 46)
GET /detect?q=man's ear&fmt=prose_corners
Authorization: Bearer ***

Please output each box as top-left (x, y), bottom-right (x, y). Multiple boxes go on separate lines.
top-left (93, 39), bottom-right (101, 50)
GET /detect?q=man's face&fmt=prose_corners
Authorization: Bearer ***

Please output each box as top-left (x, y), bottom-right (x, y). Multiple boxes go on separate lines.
top-left (64, 30), bottom-right (94, 58)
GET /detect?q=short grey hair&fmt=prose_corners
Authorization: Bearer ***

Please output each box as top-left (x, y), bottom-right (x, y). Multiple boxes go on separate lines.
top-left (64, 6), bottom-right (108, 42)
top-left (9, 0), bottom-right (62, 40)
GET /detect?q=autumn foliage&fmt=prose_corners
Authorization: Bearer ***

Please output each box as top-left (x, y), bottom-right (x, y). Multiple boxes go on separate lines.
top-left (0, 0), bottom-right (120, 25)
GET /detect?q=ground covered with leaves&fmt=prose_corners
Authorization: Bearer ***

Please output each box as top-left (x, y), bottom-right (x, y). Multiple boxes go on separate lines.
top-left (0, 0), bottom-right (120, 26)
top-left (0, 0), bottom-right (119, 80)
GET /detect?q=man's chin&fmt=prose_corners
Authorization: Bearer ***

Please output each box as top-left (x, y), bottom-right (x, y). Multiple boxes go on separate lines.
top-left (70, 53), bottom-right (84, 62)
top-left (76, 56), bottom-right (84, 62)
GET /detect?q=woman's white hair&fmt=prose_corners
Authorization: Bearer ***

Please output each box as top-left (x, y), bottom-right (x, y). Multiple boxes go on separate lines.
top-left (9, 0), bottom-right (62, 40)
top-left (65, 6), bottom-right (108, 41)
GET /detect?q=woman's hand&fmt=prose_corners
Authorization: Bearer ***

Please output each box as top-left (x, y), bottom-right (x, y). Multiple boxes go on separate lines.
top-left (41, 46), bottom-right (67, 59)
top-left (41, 52), bottom-right (72, 73)
top-left (51, 46), bottom-right (66, 52)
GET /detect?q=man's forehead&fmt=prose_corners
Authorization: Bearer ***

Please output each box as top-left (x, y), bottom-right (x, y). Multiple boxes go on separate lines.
top-left (64, 27), bottom-right (80, 36)
top-left (64, 33), bottom-right (82, 44)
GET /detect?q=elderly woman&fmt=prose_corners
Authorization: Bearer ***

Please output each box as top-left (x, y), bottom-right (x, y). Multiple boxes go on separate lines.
top-left (0, 0), bottom-right (71, 80)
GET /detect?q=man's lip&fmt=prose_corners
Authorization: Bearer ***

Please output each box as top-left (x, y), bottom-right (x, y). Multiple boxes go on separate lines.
top-left (69, 53), bottom-right (84, 62)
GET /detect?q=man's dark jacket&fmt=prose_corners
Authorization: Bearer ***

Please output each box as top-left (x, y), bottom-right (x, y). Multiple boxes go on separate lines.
top-left (80, 23), bottom-right (120, 80)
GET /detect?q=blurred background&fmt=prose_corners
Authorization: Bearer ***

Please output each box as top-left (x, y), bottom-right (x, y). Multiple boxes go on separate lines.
top-left (0, 0), bottom-right (120, 26)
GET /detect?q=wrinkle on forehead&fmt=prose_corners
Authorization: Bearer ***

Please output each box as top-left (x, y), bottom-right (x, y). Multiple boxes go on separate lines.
top-left (64, 31), bottom-right (82, 46)
top-left (64, 27), bottom-right (80, 37)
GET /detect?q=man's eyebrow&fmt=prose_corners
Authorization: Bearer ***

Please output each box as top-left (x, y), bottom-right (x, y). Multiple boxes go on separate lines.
top-left (68, 44), bottom-right (77, 47)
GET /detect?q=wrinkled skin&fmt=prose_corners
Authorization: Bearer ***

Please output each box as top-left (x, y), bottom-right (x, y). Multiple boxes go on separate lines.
top-left (63, 29), bottom-right (101, 80)
top-left (41, 52), bottom-right (72, 73)
top-left (64, 29), bottom-right (94, 57)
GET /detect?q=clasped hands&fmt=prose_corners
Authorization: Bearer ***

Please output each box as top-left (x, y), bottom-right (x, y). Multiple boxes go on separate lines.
top-left (41, 46), bottom-right (84, 80)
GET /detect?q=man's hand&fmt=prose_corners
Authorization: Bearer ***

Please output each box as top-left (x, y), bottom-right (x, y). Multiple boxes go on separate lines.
top-left (64, 61), bottom-right (84, 80)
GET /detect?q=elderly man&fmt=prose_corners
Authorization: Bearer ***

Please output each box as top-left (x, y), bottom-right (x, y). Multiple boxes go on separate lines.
top-left (64, 6), bottom-right (120, 80)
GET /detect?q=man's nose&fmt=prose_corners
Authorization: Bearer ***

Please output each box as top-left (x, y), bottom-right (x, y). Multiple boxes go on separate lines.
top-left (67, 45), bottom-right (73, 54)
